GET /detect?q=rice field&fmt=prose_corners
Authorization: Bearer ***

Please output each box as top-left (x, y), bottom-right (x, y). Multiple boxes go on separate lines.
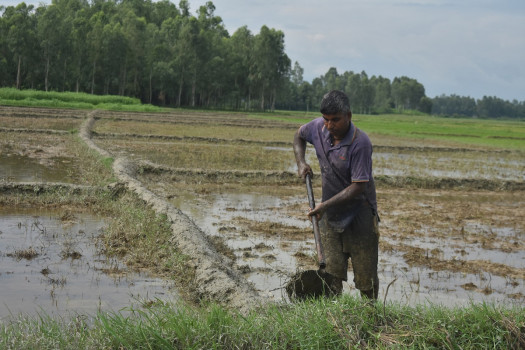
top-left (1, 106), bottom-right (524, 310)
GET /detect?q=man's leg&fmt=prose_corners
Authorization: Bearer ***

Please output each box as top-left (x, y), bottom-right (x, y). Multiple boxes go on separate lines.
top-left (360, 287), bottom-right (378, 300)
top-left (343, 204), bottom-right (380, 300)
top-left (319, 218), bottom-right (348, 296)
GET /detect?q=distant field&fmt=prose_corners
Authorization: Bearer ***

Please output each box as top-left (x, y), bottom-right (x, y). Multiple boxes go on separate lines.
top-left (246, 111), bottom-right (525, 150)
top-left (2, 88), bottom-right (524, 150)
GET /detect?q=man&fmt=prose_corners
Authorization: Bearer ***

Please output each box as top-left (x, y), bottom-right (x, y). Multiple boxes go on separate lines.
top-left (293, 90), bottom-right (379, 299)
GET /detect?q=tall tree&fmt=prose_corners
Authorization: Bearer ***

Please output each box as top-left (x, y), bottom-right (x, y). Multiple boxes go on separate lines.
top-left (253, 25), bottom-right (290, 111)
top-left (228, 25), bottom-right (253, 109)
top-left (4, 3), bottom-right (37, 89)
top-left (391, 76), bottom-right (425, 110)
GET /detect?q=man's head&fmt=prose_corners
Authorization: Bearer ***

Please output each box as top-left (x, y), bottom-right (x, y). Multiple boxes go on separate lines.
top-left (320, 90), bottom-right (351, 115)
top-left (320, 90), bottom-right (352, 140)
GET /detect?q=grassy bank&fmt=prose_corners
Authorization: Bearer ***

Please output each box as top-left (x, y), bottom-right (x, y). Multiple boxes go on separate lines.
top-left (2, 295), bottom-right (523, 349)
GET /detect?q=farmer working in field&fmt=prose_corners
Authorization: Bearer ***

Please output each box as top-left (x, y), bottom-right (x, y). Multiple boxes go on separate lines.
top-left (293, 90), bottom-right (379, 299)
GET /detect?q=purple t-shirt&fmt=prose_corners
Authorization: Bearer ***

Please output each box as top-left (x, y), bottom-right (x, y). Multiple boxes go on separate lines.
top-left (299, 117), bottom-right (377, 230)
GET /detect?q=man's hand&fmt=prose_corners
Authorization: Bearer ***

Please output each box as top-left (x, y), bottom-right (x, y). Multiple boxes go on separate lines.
top-left (308, 202), bottom-right (326, 221)
top-left (297, 162), bottom-right (313, 182)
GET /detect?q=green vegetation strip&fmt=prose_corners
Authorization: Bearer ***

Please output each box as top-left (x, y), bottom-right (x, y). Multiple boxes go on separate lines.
top-left (2, 296), bottom-right (523, 349)
top-left (249, 112), bottom-right (525, 150)
top-left (353, 114), bottom-right (525, 150)
top-left (0, 88), bottom-right (164, 112)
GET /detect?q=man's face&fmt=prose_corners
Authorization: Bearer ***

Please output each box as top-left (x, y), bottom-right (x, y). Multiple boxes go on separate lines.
top-left (322, 112), bottom-right (351, 139)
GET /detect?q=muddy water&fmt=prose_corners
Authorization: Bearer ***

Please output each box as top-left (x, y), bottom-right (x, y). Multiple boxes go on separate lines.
top-left (0, 208), bottom-right (176, 321)
top-left (374, 151), bottom-right (525, 181)
top-left (170, 190), bottom-right (310, 300)
top-left (168, 188), bottom-right (524, 307)
top-left (0, 154), bottom-right (78, 183)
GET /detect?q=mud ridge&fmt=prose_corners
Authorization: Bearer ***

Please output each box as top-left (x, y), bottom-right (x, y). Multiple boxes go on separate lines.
top-left (0, 182), bottom-right (100, 195)
top-left (0, 127), bottom-right (70, 135)
top-left (375, 175), bottom-right (525, 192)
top-left (137, 164), bottom-right (525, 191)
top-left (93, 132), bottom-right (290, 147)
top-left (139, 161), bottom-right (299, 184)
top-left (374, 145), bottom-right (521, 154)
top-left (0, 106), bottom-right (85, 119)
top-left (81, 112), bottom-right (112, 158)
top-left (94, 114), bottom-right (298, 129)
top-left (80, 112), bottom-right (266, 313)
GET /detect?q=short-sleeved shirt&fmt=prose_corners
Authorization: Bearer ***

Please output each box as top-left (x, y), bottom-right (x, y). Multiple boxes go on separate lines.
top-left (299, 117), bottom-right (377, 231)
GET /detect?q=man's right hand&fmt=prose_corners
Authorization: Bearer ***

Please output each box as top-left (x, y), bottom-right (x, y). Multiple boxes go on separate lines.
top-left (297, 162), bottom-right (313, 182)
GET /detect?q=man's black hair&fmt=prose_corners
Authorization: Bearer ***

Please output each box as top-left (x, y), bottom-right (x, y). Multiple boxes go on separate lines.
top-left (320, 90), bottom-right (351, 115)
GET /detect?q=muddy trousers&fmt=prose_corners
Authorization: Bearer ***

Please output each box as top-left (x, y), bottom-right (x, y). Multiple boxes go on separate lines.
top-left (319, 204), bottom-right (380, 299)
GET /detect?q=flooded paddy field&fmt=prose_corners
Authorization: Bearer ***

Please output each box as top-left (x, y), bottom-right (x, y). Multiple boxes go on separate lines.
top-left (0, 207), bottom-right (175, 321)
top-left (0, 129), bottom-right (111, 185)
top-left (140, 174), bottom-right (524, 306)
top-left (1, 107), bottom-right (524, 315)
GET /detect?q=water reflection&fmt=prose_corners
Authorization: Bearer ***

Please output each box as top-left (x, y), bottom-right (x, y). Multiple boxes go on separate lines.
top-left (0, 154), bottom-right (77, 183)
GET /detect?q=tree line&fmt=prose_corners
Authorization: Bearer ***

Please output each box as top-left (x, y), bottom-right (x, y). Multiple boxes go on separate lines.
top-left (1, 0), bottom-right (523, 119)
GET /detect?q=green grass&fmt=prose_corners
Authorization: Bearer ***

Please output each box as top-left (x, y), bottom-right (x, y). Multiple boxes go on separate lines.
top-left (352, 114), bottom-right (525, 149)
top-left (249, 111), bottom-right (525, 150)
top-left (1, 295), bottom-right (523, 349)
top-left (0, 88), bottom-right (165, 112)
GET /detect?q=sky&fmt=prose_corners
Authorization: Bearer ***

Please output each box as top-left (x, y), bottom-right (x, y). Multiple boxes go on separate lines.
top-left (4, 0), bottom-right (525, 101)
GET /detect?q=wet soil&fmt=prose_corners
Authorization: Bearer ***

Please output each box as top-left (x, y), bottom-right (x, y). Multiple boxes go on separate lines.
top-left (140, 173), bottom-right (525, 306)
top-left (0, 132), bottom-right (85, 183)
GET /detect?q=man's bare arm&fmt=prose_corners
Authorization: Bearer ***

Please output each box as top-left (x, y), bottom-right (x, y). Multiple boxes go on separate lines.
top-left (293, 128), bottom-right (312, 180)
top-left (309, 182), bottom-right (366, 219)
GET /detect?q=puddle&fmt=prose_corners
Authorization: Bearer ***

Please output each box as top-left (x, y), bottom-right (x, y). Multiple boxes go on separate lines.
top-left (0, 154), bottom-right (78, 183)
top-left (0, 208), bottom-right (176, 321)
top-left (168, 188), bottom-right (524, 307)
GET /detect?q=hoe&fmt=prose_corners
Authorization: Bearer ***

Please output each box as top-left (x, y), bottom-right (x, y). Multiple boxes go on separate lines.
top-left (285, 174), bottom-right (338, 300)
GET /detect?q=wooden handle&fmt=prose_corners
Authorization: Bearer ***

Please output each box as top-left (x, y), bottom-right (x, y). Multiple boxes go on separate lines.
top-left (306, 174), bottom-right (326, 269)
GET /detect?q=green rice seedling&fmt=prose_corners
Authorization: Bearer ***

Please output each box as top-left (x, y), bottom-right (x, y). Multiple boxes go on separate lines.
top-left (352, 113), bottom-right (525, 150)
top-left (0, 88), bottom-right (139, 105)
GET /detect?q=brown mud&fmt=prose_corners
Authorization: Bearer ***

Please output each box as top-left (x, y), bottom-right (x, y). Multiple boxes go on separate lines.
top-left (145, 176), bottom-right (524, 305)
